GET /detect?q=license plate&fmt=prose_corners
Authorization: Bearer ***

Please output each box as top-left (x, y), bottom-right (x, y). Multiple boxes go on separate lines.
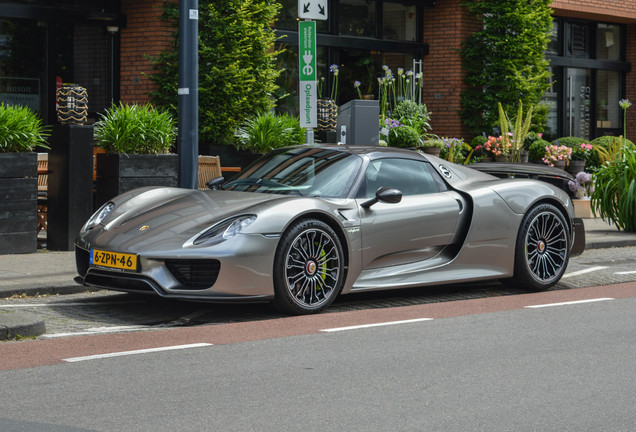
top-left (90, 249), bottom-right (138, 271)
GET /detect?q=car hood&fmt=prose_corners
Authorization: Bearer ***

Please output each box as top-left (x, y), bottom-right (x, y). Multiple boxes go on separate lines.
top-left (85, 187), bottom-right (291, 252)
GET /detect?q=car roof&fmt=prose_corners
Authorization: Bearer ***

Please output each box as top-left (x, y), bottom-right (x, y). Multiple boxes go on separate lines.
top-left (294, 144), bottom-right (425, 160)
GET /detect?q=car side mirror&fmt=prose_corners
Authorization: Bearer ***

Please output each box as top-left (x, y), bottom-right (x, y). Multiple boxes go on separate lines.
top-left (361, 187), bottom-right (402, 208)
top-left (206, 176), bottom-right (225, 190)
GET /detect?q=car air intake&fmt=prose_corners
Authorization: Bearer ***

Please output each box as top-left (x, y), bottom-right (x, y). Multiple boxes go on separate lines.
top-left (165, 259), bottom-right (221, 289)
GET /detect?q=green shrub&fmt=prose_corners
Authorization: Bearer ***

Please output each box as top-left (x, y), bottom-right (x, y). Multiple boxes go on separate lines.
top-left (551, 136), bottom-right (590, 148)
top-left (94, 103), bottom-right (177, 154)
top-left (588, 136), bottom-right (634, 172)
top-left (0, 103), bottom-right (49, 152)
top-left (591, 143), bottom-right (636, 231)
top-left (235, 112), bottom-right (305, 154)
top-left (524, 131), bottom-right (542, 150)
top-left (528, 139), bottom-right (551, 162)
top-left (470, 135), bottom-right (487, 149)
top-left (148, 0), bottom-right (282, 148)
top-left (391, 100), bottom-right (431, 134)
top-left (389, 125), bottom-right (421, 148)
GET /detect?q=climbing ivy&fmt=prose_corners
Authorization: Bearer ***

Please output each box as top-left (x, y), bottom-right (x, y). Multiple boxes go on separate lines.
top-left (460, 0), bottom-right (553, 134)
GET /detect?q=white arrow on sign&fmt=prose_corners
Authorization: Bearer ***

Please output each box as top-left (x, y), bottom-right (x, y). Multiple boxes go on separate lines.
top-left (298, 0), bottom-right (328, 20)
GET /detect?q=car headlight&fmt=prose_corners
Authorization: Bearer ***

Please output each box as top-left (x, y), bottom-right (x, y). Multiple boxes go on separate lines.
top-left (80, 202), bottom-right (115, 234)
top-left (193, 215), bottom-right (257, 246)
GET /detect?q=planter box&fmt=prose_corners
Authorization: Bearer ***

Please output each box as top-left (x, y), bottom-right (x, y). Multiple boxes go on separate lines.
top-left (95, 153), bottom-right (178, 208)
top-left (0, 153), bottom-right (38, 254)
top-left (573, 198), bottom-right (597, 219)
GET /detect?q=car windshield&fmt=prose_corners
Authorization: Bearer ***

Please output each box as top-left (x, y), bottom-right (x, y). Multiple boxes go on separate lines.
top-left (224, 147), bottom-right (362, 198)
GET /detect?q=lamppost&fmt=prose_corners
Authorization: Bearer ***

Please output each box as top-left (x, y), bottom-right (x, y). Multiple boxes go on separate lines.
top-left (178, 0), bottom-right (198, 189)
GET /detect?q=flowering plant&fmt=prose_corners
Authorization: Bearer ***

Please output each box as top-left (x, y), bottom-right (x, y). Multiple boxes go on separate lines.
top-left (571, 142), bottom-right (593, 161)
top-left (483, 135), bottom-right (511, 157)
top-left (353, 80), bottom-right (362, 99)
top-left (317, 64), bottom-right (339, 101)
top-left (542, 144), bottom-right (572, 167)
top-left (568, 171), bottom-right (594, 199)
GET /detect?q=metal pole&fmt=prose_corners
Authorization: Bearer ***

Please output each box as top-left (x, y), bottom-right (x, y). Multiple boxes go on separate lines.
top-left (178, 0), bottom-right (199, 189)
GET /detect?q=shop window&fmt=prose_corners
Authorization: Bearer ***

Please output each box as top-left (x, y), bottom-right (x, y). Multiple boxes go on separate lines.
top-left (567, 23), bottom-right (590, 59)
top-left (596, 24), bottom-right (621, 61)
top-left (546, 21), bottom-right (560, 56)
top-left (383, 2), bottom-right (417, 41)
top-left (0, 18), bottom-right (46, 113)
top-left (596, 70), bottom-right (620, 132)
top-left (338, 0), bottom-right (376, 37)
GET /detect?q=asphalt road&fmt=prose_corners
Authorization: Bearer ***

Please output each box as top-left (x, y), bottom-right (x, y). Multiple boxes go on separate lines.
top-left (1, 245), bottom-right (634, 339)
top-left (0, 288), bottom-right (634, 431)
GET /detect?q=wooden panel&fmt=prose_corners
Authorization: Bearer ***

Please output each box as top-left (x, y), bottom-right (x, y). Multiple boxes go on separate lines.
top-left (0, 153), bottom-right (37, 179)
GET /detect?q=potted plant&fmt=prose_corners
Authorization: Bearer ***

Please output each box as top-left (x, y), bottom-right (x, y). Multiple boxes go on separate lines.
top-left (0, 103), bottom-right (49, 254)
top-left (94, 103), bottom-right (178, 208)
top-left (569, 142), bottom-right (593, 173)
top-left (591, 140), bottom-right (636, 231)
top-left (568, 171), bottom-right (596, 218)
top-left (419, 137), bottom-right (445, 157)
top-left (483, 135), bottom-right (511, 162)
top-left (316, 65), bottom-right (339, 132)
top-left (542, 144), bottom-right (571, 169)
top-left (235, 112), bottom-right (305, 154)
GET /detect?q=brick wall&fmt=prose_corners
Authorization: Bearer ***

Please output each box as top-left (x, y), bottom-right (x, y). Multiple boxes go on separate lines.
top-left (551, 0), bottom-right (636, 23)
top-left (120, 0), bottom-right (173, 104)
top-left (421, 0), bottom-right (480, 140)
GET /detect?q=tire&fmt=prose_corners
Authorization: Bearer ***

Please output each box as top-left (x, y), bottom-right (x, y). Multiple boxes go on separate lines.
top-left (273, 219), bottom-right (345, 315)
top-left (508, 203), bottom-right (570, 291)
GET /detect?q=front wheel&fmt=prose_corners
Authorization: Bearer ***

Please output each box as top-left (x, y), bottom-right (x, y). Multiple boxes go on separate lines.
top-left (273, 219), bottom-right (345, 315)
top-left (508, 204), bottom-right (570, 291)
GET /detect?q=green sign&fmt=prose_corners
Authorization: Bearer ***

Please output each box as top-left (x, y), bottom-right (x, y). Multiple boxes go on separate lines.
top-left (298, 20), bottom-right (316, 128)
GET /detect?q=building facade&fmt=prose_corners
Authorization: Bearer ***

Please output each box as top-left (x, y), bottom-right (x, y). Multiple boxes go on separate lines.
top-left (1, 0), bottom-right (635, 143)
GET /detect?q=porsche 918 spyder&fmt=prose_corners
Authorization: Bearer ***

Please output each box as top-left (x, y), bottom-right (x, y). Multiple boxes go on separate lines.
top-left (75, 145), bottom-right (584, 314)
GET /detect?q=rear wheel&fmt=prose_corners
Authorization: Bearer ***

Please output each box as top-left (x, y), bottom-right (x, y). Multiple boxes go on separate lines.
top-left (273, 219), bottom-right (344, 315)
top-left (508, 204), bottom-right (570, 291)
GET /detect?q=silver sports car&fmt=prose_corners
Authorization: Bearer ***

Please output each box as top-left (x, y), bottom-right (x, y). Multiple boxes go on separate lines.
top-left (75, 145), bottom-right (584, 314)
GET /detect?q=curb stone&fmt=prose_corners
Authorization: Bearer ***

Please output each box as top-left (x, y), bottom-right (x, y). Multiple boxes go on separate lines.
top-left (0, 310), bottom-right (46, 341)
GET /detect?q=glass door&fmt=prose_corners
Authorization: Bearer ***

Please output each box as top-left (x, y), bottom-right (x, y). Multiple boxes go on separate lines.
top-left (566, 68), bottom-right (591, 139)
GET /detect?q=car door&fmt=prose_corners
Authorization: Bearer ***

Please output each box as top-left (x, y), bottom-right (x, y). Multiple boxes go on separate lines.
top-left (356, 157), bottom-right (464, 270)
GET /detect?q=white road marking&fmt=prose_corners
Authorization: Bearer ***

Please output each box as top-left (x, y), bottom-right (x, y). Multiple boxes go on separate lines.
top-left (320, 318), bottom-right (433, 333)
top-left (0, 301), bottom-right (144, 308)
top-left (62, 343), bottom-right (213, 363)
top-left (615, 270), bottom-right (636, 275)
top-left (562, 266), bottom-right (608, 278)
top-left (524, 298), bottom-right (614, 309)
top-left (41, 325), bottom-right (156, 339)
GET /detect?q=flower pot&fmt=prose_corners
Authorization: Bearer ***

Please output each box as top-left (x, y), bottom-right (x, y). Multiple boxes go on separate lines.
top-left (568, 159), bottom-right (585, 174)
top-left (495, 155), bottom-right (508, 163)
top-left (317, 98), bottom-right (337, 132)
top-left (481, 156), bottom-right (494, 163)
top-left (420, 146), bottom-right (441, 157)
top-left (520, 150), bottom-right (529, 163)
top-left (573, 198), bottom-right (596, 219)
top-left (554, 160), bottom-right (566, 170)
top-left (0, 152), bottom-right (38, 254)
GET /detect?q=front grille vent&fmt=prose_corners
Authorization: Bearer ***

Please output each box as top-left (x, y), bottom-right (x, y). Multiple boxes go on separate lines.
top-left (165, 259), bottom-right (220, 290)
top-left (75, 246), bottom-right (90, 277)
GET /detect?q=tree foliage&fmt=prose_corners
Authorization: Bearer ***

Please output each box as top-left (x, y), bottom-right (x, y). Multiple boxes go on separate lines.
top-left (460, 0), bottom-right (553, 134)
top-left (148, 0), bottom-right (282, 147)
